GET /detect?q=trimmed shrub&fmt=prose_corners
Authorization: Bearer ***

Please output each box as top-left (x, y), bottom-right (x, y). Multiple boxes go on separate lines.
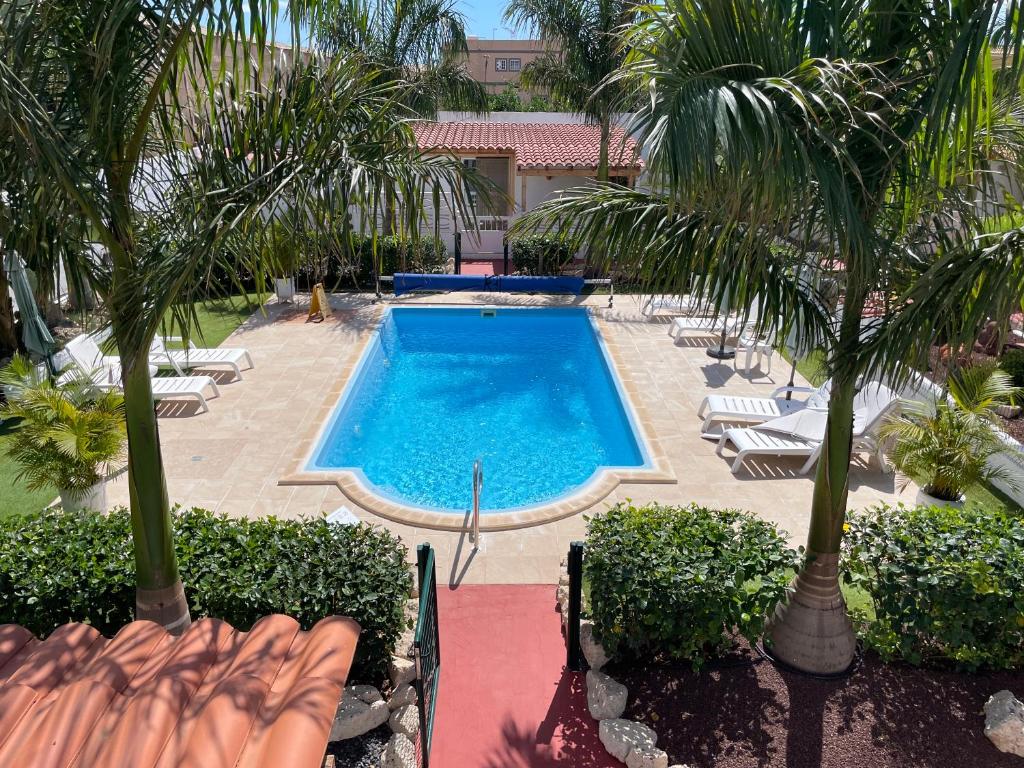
top-left (509, 235), bottom-right (574, 275)
top-left (0, 507), bottom-right (412, 682)
top-left (1001, 349), bottom-right (1024, 389)
top-left (584, 502), bottom-right (799, 668)
top-left (843, 503), bottom-right (1024, 670)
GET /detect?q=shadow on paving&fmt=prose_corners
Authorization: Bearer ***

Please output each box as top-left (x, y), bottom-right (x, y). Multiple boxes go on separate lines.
top-left (481, 671), bottom-right (620, 768)
top-left (616, 640), bottom-right (1024, 768)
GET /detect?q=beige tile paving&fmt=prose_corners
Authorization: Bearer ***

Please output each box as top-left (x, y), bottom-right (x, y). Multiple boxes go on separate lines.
top-left (106, 292), bottom-right (915, 585)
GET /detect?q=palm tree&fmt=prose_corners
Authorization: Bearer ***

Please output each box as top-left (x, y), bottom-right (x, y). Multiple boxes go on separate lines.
top-left (309, 0), bottom-right (487, 118)
top-left (514, 0), bottom-right (1024, 673)
top-left (0, 1), bottom-right (478, 632)
top-left (504, 0), bottom-right (637, 181)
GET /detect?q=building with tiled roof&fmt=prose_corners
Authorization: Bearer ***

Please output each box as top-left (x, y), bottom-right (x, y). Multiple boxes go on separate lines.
top-left (0, 614), bottom-right (360, 768)
top-left (412, 120), bottom-right (643, 258)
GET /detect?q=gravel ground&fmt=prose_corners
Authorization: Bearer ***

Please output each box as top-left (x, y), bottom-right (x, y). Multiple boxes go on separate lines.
top-left (324, 724), bottom-right (391, 767)
top-left (613, 640), bottom-right (1024, 768)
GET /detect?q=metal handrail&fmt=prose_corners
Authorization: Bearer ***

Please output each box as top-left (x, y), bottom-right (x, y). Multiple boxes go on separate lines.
top-left (471, 458), bottom-right (483, 546)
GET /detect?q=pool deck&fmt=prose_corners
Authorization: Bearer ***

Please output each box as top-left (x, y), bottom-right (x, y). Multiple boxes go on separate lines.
top-left (105, 292), bottom-right (914, 585)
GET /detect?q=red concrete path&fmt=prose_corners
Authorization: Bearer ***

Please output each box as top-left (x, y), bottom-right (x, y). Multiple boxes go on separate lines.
top-left (429, 585), bottom-right (618, 768)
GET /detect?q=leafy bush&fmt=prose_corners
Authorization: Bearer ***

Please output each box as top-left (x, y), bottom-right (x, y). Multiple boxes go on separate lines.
top-left (359, 235), bottom-right (448, 277)
top-left (0, 355), bottom-right (126, 496)
top-left (843, 503), bottom-right (1024, 670)
top-left (1001, 349), bottom-right (1024, 389)
top-left (584, 503), bottom-right (799, 668)
top-left (509, 235), bottom-right (574, 275)
top-left (0, 507), bottom-right (412, 682)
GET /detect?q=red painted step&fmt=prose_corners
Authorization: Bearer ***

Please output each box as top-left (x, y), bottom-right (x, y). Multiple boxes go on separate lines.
top-left (428, 585), bottom-right (618, 767)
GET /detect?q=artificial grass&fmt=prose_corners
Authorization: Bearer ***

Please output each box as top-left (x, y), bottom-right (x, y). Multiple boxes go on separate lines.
top-left (0, 421), bottom-right (57, 517)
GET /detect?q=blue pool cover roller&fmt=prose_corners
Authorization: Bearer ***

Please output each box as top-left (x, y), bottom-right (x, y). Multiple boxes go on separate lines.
top-left (393, 273), bottom-right (585, 296)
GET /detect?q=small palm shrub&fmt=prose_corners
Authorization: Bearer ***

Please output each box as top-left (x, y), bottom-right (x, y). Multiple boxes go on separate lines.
top-left (882, 364), bottom-right (1019, 501)
top-left (843, 503), bottom-right (1024, 670)
top-left (584, 503), bottom-right (799, 669)
top-left (0, 355), bottom-right (126, 499)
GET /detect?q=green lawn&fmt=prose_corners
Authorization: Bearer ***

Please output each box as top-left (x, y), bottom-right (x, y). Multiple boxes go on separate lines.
top-left (0, 293), bottom-right (263, 518)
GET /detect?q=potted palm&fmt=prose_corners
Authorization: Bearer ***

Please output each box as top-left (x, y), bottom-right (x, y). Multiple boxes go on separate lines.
top-left (267, 223), bottom-right (299, 302)
top-left (0, 355), bottom-right (127, 512)
top-left (882, 365), bottom-right (1020, 508)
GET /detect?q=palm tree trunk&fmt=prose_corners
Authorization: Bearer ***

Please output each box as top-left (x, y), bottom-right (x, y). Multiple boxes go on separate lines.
top-left (107, 169), bottom-right (190, 634)
top-left (0, 266), bottom-right (18, 355)
top-left (597, 114), bottom-right (611, 183)
top-left (118, 346), bottom-right (191, 634)
top-left (766, 292), bottom-right (865, 674)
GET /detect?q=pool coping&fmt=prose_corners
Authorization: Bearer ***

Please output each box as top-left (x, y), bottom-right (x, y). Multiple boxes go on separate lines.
top-left (278, 303), bottom-right (677, 531)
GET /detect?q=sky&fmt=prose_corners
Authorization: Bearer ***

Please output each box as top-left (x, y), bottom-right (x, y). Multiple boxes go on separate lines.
top-left (457, 1), bottom-right (515, 39)
top-left (268, 2), bottom-right (517, 46)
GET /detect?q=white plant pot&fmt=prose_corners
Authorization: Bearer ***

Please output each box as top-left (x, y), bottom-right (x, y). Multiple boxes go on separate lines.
top-left (59, 481), bottom-right (108, 513)
top-left (274, 277), bottom-right (296, 302)
top-left (915, 487), bottom-right (965, 509)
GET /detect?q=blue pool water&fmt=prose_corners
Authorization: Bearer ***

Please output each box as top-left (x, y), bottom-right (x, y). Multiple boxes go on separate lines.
top-left (309, 307), bottom-right (647, 512)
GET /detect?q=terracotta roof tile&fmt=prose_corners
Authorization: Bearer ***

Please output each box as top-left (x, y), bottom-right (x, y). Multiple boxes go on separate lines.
top-left (413, 121), bottom-right (643, 172)
top-left (0, 615), bottom-right (360, 768)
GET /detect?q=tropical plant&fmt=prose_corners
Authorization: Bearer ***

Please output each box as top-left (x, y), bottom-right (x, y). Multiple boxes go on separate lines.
top-left (0, 355), bottom-right (126, 498)
top-left (513, 0), bottom-right (1024, 672)
top-left (504, 0), bottom-right (637, 181)
top-left (585, 503), bottom-right (799, 669)
top-left (0, 507), bottom-right (412, 682)
top-left (843, 503), bottom-right (1024, 670)
top-left (1002, 349), bottom-right (1024, 388)
top-left (0, 1), bottom-right (479, 631)
top-left (309, 0), bottom-right (487, 118)
top-left (883, 365), bottom-right (1019, 502)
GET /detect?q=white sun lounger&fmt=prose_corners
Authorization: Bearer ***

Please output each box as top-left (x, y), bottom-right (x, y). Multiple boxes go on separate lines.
top-left (642, 293), bottom-right (707, 319)
top-left (64, 334), bottom-right (220, 413)
top-left (698, 381), bottom-right (832, 435)
top-left (715, 383), bottom-right (898, 474)
top-left (669, 314), bottom-right (739, 340)
top-left (150, 336), bottom-right (254, 381)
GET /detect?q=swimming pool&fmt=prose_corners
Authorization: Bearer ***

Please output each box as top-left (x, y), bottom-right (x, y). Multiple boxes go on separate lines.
top-left (308, 307), bottom-right (649, 512)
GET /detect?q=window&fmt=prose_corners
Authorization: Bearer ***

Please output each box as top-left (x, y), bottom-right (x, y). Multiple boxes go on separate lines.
top-left (494, 58), bottom-right (507, 72)
top-left (508, 58), bottom-right (521, 72)
top-left (494, 58), bottom-right (522, 72)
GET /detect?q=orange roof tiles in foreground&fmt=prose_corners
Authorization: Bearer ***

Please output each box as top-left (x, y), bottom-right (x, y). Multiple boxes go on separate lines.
top-left (412, 121), bottom-right (644, 173)
top-left (0, 614), bottom-right (360, 768)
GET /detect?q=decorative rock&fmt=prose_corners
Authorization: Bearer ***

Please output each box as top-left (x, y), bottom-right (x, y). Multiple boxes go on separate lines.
top-left (331, 685), bottom-right (390, 741)
top-left (389, 704), bottom-right (420, 738)
top-left (379, 733), bottom-right (416, 768)
top-left (389, 656), bottom-right (416, 687)
top-left (395, 628), bottom-right (416, 659)
top-left (587, 670), bottom-right (627, 720)
top-left (626, 747), bottom-right (669, 768)
top-left (389, 683), bottom-right (418, 711)
top-left (580, 619), bottom-right (610, 671)
top-left (985, 689), bottom-right (1024, 756)
top-left (599, 719), bottom-right (657, 763)
top-left (558, 570), bottom-right (571, 587)
top-left (556, 584), bottom-right (569, 608)
top-left (405, 598), bottom-right (420, 624)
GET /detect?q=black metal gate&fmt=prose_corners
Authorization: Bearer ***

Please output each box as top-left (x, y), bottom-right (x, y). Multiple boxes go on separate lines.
top-left (413, 543), bottom-right (441, 767)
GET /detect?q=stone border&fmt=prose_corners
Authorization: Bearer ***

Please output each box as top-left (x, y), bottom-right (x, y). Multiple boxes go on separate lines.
top-left (279, 304), bottom-right (676, 532)
top-left (555, 561), bottom-right (689, 768)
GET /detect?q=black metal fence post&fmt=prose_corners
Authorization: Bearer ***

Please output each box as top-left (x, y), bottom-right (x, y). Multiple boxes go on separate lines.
top-left (454, 232), bottom-right (462, 275)
top-left (414, 543), bottom-right (440, 767)
top-left (567, 540), bottom-right (584, 671)
top-left (503, 237), bottom-right (510, 276)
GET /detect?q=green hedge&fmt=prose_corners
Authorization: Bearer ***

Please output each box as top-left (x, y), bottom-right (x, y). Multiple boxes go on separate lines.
top-left (584, 503), bottom-right (799, 668)
top-left (509, 235), bottom-right (574, 275)
top-left (1001, 349), bottom-right (1024, 389)
top-left (843, 503), bottom-right (1024, 670)
top-left (0, 507), bottom-right (412, 683)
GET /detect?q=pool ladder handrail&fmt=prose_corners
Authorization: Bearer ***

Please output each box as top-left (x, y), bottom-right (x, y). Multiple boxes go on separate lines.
top-left (471, 458), bottom-right (483, 546)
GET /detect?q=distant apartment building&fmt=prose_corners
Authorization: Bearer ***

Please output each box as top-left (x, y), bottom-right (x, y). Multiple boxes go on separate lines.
top-left (464, 38), bottom-right (554, 93)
